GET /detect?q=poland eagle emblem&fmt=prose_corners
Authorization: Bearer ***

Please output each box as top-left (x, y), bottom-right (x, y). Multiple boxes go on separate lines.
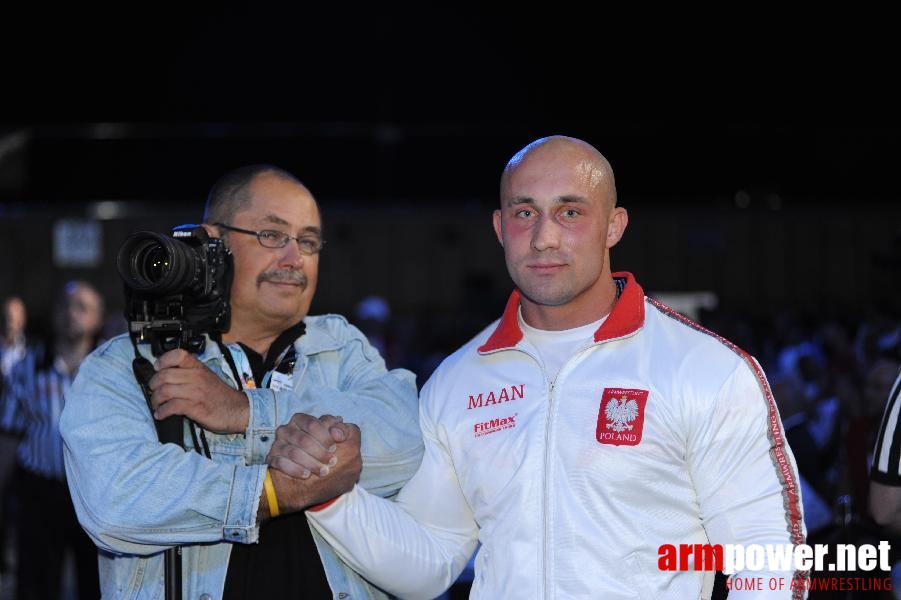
top-left (596, 387), bottom-right (649, 446)
top-left (605, 397), bottom-right (638, 432)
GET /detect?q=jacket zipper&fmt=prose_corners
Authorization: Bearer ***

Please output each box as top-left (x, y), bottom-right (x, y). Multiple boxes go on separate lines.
top-left (541, 342), bottom-right (614, 598)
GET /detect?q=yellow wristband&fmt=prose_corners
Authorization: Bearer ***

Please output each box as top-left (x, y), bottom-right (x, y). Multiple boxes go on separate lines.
top-left (263, 468), bottom-right (280, 518)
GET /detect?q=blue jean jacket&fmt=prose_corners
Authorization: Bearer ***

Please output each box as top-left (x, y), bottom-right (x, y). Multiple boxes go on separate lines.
top-left (60, 314), bottom-right (424, 599)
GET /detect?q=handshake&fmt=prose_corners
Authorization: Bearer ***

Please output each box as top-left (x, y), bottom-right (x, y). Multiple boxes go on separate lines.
top-left (142, 348), bottom-right (364, 521)
top-left (261, 413), bottom-right (362, 520)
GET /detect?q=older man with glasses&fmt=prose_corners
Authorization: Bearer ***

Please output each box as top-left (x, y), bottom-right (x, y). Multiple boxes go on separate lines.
top-left (60, 164), bottom-right (423, 600)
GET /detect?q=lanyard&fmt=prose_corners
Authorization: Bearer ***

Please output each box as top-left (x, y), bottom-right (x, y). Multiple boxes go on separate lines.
top-left (226, 343), bottom-right (297, 391)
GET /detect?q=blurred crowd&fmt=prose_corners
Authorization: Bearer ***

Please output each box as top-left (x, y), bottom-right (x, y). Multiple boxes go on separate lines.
top-left (708, 305), bottom-right (901, 540)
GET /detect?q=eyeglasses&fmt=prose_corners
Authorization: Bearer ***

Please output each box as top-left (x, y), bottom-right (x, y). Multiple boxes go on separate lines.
top-left (215, 223), bottom-right (326, 255)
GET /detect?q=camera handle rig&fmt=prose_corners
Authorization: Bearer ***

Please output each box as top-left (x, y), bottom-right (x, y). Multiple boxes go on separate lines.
top-left (126, 312), bottom-right (237, 600)
top-left (117, 224), bottom-right (235, 600)
top-left (131, 352), bottom-right (185, 600)
top-left (125, 292), bottom-right (232, 451)
top-left (128, 326), bottom-right (244, 600)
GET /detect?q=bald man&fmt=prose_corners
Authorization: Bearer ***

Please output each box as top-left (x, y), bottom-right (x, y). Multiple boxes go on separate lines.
top-left (278, 136), bottom-right (808, 599)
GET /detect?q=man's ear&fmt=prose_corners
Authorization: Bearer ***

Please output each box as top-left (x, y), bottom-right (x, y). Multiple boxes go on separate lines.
top-left (202, 223), bottom-right (220, 239)
top-left (492, 210), bottom-right (504, 247)
top-left (605, 207), bottom-right (628, 249)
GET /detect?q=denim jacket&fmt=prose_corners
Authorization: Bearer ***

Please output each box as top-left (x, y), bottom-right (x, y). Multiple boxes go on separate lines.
top-left (60, 314), bottom-right (424, 600)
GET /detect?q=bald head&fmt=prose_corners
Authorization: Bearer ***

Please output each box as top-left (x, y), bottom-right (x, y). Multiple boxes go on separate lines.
top-left (492, 135), bottom-right (628, 330)
top-left (501, 135), bottom-right (617, 210)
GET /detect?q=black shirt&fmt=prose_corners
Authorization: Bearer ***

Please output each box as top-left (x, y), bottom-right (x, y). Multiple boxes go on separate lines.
top-left (222, 320), bottom-right (333, 599)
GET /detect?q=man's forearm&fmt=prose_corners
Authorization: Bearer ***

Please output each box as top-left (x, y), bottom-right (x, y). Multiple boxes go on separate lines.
top-left (307, 484), bottom-right (477, 600)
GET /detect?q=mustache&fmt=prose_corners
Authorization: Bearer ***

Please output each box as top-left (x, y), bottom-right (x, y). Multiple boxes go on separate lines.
top-left (258, 270), bottom-right (307, 287)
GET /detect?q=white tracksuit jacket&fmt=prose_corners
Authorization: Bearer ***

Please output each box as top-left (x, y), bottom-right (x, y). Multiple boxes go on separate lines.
top-left (308, 272), bottom-right (807, 599)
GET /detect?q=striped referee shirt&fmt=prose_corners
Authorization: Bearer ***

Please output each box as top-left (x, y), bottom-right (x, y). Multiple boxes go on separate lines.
top-left (1, 343), bottom-right (79, 481)
top-left (871, 369), bottom-right (901, 485)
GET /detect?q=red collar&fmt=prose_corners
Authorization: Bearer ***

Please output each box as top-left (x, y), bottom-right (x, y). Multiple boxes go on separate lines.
top-left (478, 272), bottom-right (645, 353)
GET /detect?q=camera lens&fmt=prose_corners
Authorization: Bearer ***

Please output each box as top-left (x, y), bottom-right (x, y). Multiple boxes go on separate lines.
top-left (117, 231), bottom-right (200, 295)
top-left (136, 243), bottom-right (171, 281)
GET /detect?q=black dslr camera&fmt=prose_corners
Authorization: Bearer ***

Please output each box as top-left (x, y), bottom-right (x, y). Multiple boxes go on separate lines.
top-left (116, 224), bottom-right (233, 356)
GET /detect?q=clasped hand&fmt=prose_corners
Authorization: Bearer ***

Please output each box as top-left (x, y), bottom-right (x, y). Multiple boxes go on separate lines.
top-left (266, 413), bottom-right (362, 514)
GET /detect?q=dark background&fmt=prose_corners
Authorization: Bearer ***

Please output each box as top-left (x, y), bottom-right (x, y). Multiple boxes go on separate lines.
top-left (3, 8), bottom-right (898, 205)
top-left (1, 8), bottom-right (899, 359)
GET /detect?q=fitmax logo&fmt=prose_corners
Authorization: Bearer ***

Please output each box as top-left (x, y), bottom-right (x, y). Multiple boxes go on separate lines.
top-left (473, 414), bottom-right (517, 437)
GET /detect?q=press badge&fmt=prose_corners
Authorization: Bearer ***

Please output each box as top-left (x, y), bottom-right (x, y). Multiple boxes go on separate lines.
top-left (268, 370), bottom-right (294, 392)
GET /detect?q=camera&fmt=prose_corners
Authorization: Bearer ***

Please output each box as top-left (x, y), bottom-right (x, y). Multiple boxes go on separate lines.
top-left (116, 224), bottom-right (233, 356)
